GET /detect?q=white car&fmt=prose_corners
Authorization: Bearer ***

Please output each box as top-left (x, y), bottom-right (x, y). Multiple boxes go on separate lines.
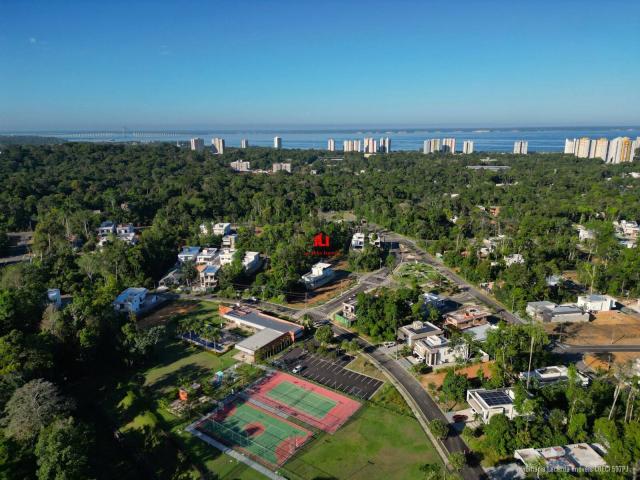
top-left (382, 341), bottom-right (396, 348)
top-left (292, 365), bottom-right (303, 374)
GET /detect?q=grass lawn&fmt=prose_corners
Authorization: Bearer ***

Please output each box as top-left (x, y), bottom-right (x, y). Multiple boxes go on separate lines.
top-left (394, 262), bottom-right (440, 287)
top-left (284, 404), bottom-right (441, 480)
top-left (346, 354), bottom-right (387, 381)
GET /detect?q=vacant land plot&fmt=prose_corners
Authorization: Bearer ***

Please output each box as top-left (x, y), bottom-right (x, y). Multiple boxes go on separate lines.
top-left (555, 310), bottom-right (640, 346)
top-left (345, 354), bottom-right (387, 381)
top-left (420, 361), bottom-right (494, 389)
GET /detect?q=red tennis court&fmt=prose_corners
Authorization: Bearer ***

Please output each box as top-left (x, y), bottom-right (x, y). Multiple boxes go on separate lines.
top-left (244, 371), bottom-right (361, 433)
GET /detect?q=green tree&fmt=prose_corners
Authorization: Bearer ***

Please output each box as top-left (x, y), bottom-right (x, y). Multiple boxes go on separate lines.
top-left (448, 451), bottom-right (466, 471)
top-left (428, 419), bottom-right (449, 440)
top-left (314, 325), bottom-right (333, 346)
top-left (35, 417), bottom-right (91, 480)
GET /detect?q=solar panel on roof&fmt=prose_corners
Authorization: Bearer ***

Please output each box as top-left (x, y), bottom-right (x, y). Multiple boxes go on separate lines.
top-left (478, 391), bottom-right (512, 406)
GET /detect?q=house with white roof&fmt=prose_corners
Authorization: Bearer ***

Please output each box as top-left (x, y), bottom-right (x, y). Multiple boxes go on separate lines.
top-left (219, 248), bottom-right (235, 265)
top-left (577, 294), bottom-right (616, 312)
top-left (519, 365), bottom-right (589, 387)
top-left (351, 232), bottom-right (366, 250)
top-left (196, 248), bottom-right (218, 265)
top-left (113, 287), bottom-right (156, 314)
top-left (178, 246), bottom-right (201, 263)
top-left (514, 443), bottom-right (607, 471)
top-left (302, 262), bottom-right (335, 290)
top-left (413, 334), bottom-right (469, 367)
top-left (467, 388), bottom-right (519, 423)
top-left (213, 222), bottom-right (232, 236)
top-left (398, 320), bottom-right (443, 346)
top-left (222, 234), bottom-right (237, 249)
top-left (242, 251), bottom-right (262, 274)
top-left (504, 253), bottom-right (525, 266)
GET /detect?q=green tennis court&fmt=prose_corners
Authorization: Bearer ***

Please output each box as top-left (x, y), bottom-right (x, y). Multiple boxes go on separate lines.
top-left (199, 401), bottom-right (311, 466)
top-left (266, 381), bottom-right (337, 419)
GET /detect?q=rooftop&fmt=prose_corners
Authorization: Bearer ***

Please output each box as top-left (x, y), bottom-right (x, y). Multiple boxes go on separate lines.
top-left (115, 287), bottom-right (147, 303)
top-left (515, 443), bottom-right (607, 470)
top-left (400, 320), bottom-right (441, 336)
top-left (236, 328), bottom-right (285, 352)
top-left (221, 306), bottom-right (302, 335)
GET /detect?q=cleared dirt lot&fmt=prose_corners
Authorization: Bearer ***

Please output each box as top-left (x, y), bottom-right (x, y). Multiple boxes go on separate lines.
top-left (137, 300), bottom-right (199, 330)
top-left (418, 361), bottom-right (494, 389)
top-left (554, 310), bottom-right (640, 346)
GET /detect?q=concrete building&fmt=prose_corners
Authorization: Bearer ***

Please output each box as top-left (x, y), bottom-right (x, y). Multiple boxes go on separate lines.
top-left (190, 138), bottom-right (204, 151)
top-left (398, 320), bottom-right (443, 347)
top-left (302, 262), bottom-right (335, 290)
top-left (564, 138), bottom-right (577, 154)
top-left (213, 223), bottom-right (232, 236)
top-left (343, 139), bottom-right (361, 153)
top-left (462, 140), bottom-right (474, 154)
top-left (221, 234), bottom-right (237, 249)
top-left (467, 388), bottom-right (519, 422)
top-left (113, 287), bottom-right (156, 314)
top-left (364, 137), bottom-right (377, 154)
top-left (240, 138), bottom-right (249, 149)
top-left (272, 162), bottom-right (292, 173)
top-left (591, 138), bottom-right (609, 160)
top-left (526, 301), bottom-right (558, 321)
top-left (196, 248), bottom-right (218, 265)
top-left (607, 137), bottom-right (633, 164)
top-left (197, 264), bottom-right (220, 289)
top-left (378, 137), bottom-right (391, 153)
top-left (575, 137), bottom-right (591, 158)
top-left (504, 253), bottom-right (525, 266)
top-left (242, 251), bottom-right (262, 274)
top-left (230, 160), bottom-right (251, 172)
top-left (219, 305), bottom-right (303, 362)
top-left (577, 294), bottom-right (616, 312)
top-left (514, 444), bottom-right (607, 471)
top-left (413, 335), bottom-right (469, 367)
top-left (211, 137), bottom-right (225, 154)
top-left (351, 232), bottom-right (366, 250)
top-left (98, 221), bottom-right (116, 238)
top-left (327, 138), bottom-right (335, 151)
top-left (423, 138), bottom-right (441, 154)
top-left (633, 137), bottom-right (640, 160)
top-left (273, 136), bottom-right (282, 149)
top-left (178, 246), bottom-right (201, 263)
top-left (518, 365), bottom-right (589, 387)
top-left (513, 140), bottom-right (528, 154)
top-left (335, 296), bottom-right (357, 327)
top-left (444, 306), bottom-right (491, 330)
top-left (547, 304), bottom-right (589, 323)
top-left (442, 138), bottom-right (456, 154)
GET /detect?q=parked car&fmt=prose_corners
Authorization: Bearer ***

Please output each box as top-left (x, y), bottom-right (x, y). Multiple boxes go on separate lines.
top-left (292, 365), bottom-right (304, 374)
top-left (452, 414), bottom-right (468, 423)
top-left (382, 341), bottom-right (396, 348)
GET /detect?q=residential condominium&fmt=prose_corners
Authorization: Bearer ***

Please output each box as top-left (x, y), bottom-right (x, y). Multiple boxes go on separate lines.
top-left (230, 160), bottom-right (251, 172)
top-left (513, 140), bottom-right (528, 154)
top-left (442, 138), bottom-right (456, 153)
top-left (327, 138), bottom-right (336, 151)
top-left (590, 138), bottom-right (609, 160)
top-left (190, 137), bottom-right (204, 151)
top-left (272, 162), bottom-right (292, 173)
top-left (363, 137), bottom-right (377, 154)
top-left (211, 137), bottom-right (225, 154)
top-left (575, 137), bottom-right (591, 158)
top-left (343, 139), bottom-right (360, 152)
top-left (423, 138), bottom-right (441, 154)
top-left (564, 138), bottom-right (577, 154)
top-left (378, 137), bottom-right (391, 153)
top-left (633, 137), bottom-right (640, 160)
top-left (273, 136), bottom-right (282, 149)
top-left (607, 137), bottom-right (633, 164)
top-left (240, 138), bottom-right (249, 149)
top-left (462, 140), bottom-right (474, 154)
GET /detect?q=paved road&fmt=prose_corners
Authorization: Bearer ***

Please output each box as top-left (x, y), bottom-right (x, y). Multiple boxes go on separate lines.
top-left (331, 323), bottom-right (486, 480)
top-left (381, 229), bottom-right (523, 324)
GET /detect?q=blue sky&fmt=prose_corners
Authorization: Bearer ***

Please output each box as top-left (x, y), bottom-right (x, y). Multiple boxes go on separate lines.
top-left (1, 0), bottom-right (639, 130)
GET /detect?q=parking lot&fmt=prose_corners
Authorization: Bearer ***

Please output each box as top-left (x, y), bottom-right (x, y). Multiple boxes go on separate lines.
top-left (278, 347), bottom-right (384, 400)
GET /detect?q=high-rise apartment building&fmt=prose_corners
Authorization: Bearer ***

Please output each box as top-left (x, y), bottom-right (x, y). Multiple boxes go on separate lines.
top-left (377, 137), bottom-right (391, 153)
top-left (273, 136), bottom-right (282, 149)
top-left (564, 138), bottom-right (577, 154)
top-left (423, 138), bottom-right (441, 154)
top-left (591, 138), bottom-right (609, 160)
top-left (240, 139), bottom-right (249, 149)
top-left (364, 137), bottom-right (377, 154)
top-left (513, 140), bottom-right (528, 154)
top-left (442, 138), bottom-right (456, 154)
top-left (190, 137), bottom-right (204, 151)
top-left (632, 137), bottom-right (640, 161)
top-left (575, 137), bottom-right (591, 158)
top-left (462, 140), bottom-right (474, 154)
top-left (343, 139), bottom-right (361, 152)
top-left (211, 137), bottom-right (225, 154)
top-left (607, 137), bottom-right (633, 164)
top-left (327, 138), bottom-right (335, 151)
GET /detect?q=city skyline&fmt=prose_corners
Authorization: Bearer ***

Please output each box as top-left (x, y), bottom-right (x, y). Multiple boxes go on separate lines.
top-left (1, 0), bottom-right (639, 130)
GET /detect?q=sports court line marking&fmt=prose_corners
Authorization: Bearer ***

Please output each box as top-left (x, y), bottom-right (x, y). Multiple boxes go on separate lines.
top-left (185, 424), bottom-right (286, 480)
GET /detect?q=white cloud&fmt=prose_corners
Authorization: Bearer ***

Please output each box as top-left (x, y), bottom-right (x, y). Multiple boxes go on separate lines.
top-left (29, 37), bottom-right (37, 44)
